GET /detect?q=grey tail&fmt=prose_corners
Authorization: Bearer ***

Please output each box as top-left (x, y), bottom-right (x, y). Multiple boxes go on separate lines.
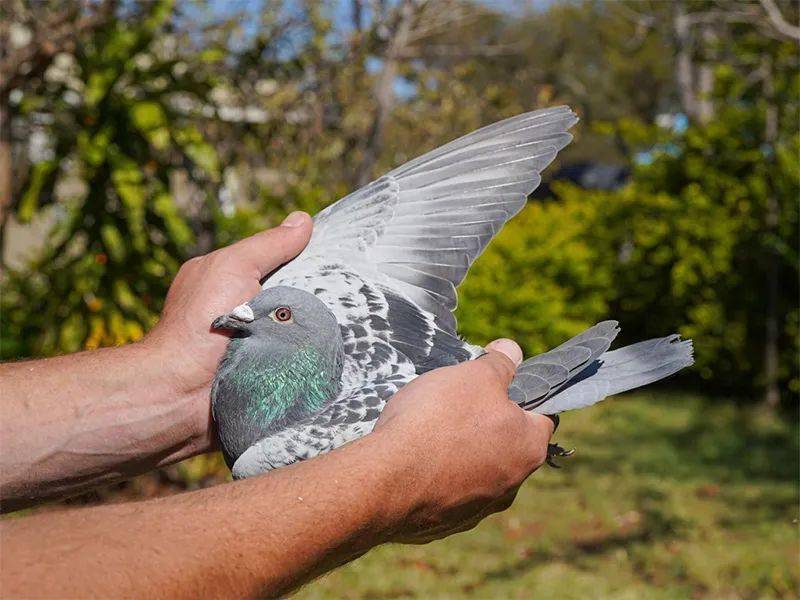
top-left (508, 321), bottom-right (694, 415)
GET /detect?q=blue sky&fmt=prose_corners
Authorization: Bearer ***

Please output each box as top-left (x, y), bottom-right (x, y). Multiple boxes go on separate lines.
top-left (198, 0), bottom-right (560, 37)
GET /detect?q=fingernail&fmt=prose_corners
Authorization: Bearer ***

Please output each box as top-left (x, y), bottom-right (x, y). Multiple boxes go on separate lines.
top-left (281, 211), bottom-right (307, 227)
top-left (487, 338), bottom-right (523, 366)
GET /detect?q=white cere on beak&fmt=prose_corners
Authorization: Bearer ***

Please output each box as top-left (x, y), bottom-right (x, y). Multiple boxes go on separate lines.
top-left (230, 303), bottom-right (255, 322)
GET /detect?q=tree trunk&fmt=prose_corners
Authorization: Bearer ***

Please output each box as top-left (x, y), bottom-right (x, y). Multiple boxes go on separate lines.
top-left (673, 1), bottom-right (698, 120)
top-left (354, 0), bottom-right (414, 187)
top-left (696, 26), bottom-right (715, 124)
top-left (762, 55), bottom-right (781, 408)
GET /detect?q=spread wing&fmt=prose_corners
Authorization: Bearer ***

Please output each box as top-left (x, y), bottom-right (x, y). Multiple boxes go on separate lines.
top-left (274, 106), bottom-right (578, 333)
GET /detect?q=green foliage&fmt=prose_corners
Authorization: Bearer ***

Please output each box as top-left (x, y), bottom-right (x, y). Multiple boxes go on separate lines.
top-left (461, 105), bottom-right (799, 397)
top-left (457, 195), bottom-right (615, 355)
top-left (620, 109), bottom-right (798, 395)
top-left (2, 0), bottom-right (221, 357)
top-left (3, 0), bottom-right (796, 406)
top-left (459, 30), bottom-right (799, 401)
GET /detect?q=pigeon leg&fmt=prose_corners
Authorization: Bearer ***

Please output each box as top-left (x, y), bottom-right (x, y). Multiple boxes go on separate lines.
top-left (543, 414), bottom-right (574, 468)
top-left (545, 443), bottom-right (575, 468)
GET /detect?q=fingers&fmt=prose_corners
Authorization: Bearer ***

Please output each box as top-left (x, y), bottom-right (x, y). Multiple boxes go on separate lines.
top-left (519, 412), bottom-right (556, 471)
top-left (526, 412), bottom-right (556, 439)
top-left (484, 338), bottom-right (555, 466)
top-left (483, 338), bottom-right (555, 440)
top-left (222, 211), bottom-right (313, 279)
top-left (477, 338), bottom-right (522, 385)
top-left (485, 338), bottom-right (523, 366)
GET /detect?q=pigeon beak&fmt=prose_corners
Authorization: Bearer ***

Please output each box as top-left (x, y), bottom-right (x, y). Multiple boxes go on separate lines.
top-left (212, 303), bottom-right (255, 331)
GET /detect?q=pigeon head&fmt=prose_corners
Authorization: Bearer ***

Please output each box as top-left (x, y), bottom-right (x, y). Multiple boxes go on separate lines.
top-left (211, 286), bottom-right (345, 467)
top-left (212, 285), bottom-right (338, 347)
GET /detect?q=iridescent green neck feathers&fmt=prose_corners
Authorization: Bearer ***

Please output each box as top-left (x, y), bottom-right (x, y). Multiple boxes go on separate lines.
top-left (213, 333), bottom-right (344, 467)
top-left (233, 345), bottom-right (338, 426)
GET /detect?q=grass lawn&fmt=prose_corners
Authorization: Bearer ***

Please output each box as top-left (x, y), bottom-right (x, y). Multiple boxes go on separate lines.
top-left (298, 392), bottom-right (799, 599)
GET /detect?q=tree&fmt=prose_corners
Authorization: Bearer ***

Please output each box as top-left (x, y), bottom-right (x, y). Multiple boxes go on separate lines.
top-left (459, 2), bottom-right (799, 404)
top-left (1, 0), bottom-right (223, 356)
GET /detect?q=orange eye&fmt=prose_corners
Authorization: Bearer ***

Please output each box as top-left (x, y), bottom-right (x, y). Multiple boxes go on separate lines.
top-left (273, 307), bottom-right (292, 322)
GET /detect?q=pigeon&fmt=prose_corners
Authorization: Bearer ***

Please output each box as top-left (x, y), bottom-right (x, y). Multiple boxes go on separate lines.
top-left (211, 106), bottom-right (694, 479)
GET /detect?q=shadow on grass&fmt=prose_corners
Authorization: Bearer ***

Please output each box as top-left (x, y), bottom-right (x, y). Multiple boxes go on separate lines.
top-left (464, 495), bottom-right (685, 593)
top-left (479, 529), bottom-right (655, 583)
top-left (575, 395), bottom-right (799, 484)
top-left (458, 395), bottom-right (799, 593)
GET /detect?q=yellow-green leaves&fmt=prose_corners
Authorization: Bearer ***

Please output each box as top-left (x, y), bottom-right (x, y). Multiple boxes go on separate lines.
top-left (143, 0), bottom-right (174, 30)
top-left (131, 101), bottom-right (170, 150)
top-left (18, 161), bottom-right (56, 222)
top-left (109, 152), bottom-right (147, 253)
top-left (153, 192), bottom-right (193, 247)
top-left (174, 125), bottom-right (220, 180)
top-left (85, 68), bottom-right (118, 107)
top-left (100, 223), bottom-right (126, 263)
top-left (77, 125), bottom-right (114, 168)
top-left (199, 47), bottom-right (225, 64)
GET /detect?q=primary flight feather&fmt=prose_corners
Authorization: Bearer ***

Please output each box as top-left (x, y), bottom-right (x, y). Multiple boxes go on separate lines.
top-left (211, 106), bottom-right (694, 479)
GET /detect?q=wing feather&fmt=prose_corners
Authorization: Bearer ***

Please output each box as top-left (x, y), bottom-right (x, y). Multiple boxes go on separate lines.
top-left (271, 106), bottom-right (578, 333)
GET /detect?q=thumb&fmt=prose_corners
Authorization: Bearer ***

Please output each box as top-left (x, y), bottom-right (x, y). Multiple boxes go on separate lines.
top-left (486, 338), bottom-right (523, 366)
top-left (227, 211), bottom-right (313, 279)
top-left (481, 338), bottom-right (523, 384)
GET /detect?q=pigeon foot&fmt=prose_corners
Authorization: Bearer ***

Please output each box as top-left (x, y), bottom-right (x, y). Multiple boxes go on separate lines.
top-left (545, 443), bottom-right (575, 468)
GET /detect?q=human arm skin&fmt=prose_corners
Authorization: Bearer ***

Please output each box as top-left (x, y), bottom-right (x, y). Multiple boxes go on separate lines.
top-left (1, 346), bottom-right (554, 599)
top-left (0, 212), bottom-right (314, 511)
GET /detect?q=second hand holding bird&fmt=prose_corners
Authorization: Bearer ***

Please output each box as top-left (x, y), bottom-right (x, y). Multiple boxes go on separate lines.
top-left (373, 339), bottom-right (555, 544)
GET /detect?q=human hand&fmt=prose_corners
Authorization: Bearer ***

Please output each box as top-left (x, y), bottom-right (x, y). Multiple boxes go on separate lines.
top-left (144, 212), bottom-right (312, 442)
top-left (372, 339), bottom-right (554, 544)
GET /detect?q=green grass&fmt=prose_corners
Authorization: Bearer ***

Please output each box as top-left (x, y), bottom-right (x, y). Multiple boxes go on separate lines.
top-left (298, 392), bottom-right (799, 599)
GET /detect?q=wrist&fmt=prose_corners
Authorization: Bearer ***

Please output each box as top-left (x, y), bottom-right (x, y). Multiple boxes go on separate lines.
top-left (134, 334), bottom-right (216, 455)
top-left (356, 428), bottom-right (427, 545)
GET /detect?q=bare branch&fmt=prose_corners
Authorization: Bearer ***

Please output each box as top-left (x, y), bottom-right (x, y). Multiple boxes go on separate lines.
top-left (0, 1), bottom-right (111, 95)
top-left (685, 8), bottom-right (760, 26)
top-left (405, 2), bottom-right (480, 43)
top-left (611, 2), bottom-right (657, 29)
top-left (758, 0), bottom-right (800, 41)
top-left (398, 42), bottom-right (523, 59)
top-left (354, 0), bottom-right (416, 186)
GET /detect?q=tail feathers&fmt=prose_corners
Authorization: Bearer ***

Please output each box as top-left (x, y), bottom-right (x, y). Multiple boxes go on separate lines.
top-left (508, 320), bottom-right (620, 409)
top-left (530, 335), bottom-right (694, 415)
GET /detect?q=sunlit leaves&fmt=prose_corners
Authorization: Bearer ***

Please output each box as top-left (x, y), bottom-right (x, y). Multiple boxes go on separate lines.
top-left (174, 125), bottom-right (220, 181)
top-left (131, 101), bottom-right (170, 150)
top-left (17, 160), bottom-right (56, 222)
top-left (99, 223), bottom-right (127, 263)
top-left (458, 191), bottom-right (614, 355)
top-left (3, 0), bottom-right (218, 358)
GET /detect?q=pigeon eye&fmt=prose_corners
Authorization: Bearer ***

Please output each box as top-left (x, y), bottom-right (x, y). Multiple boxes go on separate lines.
top-left (272, 307), bottom-right (293, 323)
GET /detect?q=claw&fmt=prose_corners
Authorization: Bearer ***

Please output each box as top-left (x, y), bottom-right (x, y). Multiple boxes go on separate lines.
top-left (546, 442), bottom-right (575, 468)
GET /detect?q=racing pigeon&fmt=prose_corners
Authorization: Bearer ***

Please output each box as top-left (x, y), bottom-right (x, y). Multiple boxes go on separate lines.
top-left (211, 106), bottom-right (694, 479)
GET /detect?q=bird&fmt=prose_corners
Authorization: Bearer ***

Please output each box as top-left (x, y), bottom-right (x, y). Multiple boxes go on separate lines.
top-left (210, 106), bottom-right (694, 479)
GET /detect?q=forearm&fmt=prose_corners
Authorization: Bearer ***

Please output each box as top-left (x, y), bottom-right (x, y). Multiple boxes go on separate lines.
top-left (1, 430), bottom-right (409, 599)
top-left (0, 340), bottom-right (212, 510)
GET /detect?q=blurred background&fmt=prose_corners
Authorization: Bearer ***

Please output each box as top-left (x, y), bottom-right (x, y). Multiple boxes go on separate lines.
top-left (1, 0), bottom-right (798, 597)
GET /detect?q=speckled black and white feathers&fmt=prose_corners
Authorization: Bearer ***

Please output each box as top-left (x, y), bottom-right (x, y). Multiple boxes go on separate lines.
top-left (231, 264), bottom-right (482, 477)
